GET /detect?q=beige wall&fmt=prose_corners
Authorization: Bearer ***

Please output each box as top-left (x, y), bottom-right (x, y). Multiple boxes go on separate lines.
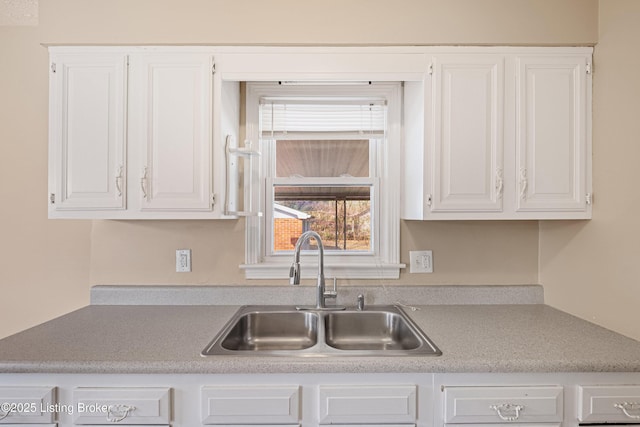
top-left (0, 0), bottom-right (600, 339)
top-left (0, 27), bottom-right (92, 338)
top-left (540, 0), bottom-right (640, 342)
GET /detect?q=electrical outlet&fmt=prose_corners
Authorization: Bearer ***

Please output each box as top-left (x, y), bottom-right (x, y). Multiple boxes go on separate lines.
top-left (176, 249), bottom-right (191, 272)
top-left (409, 250), bottom-right (433, 273)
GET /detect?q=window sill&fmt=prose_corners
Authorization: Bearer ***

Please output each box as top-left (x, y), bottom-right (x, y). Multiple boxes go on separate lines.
top-left (240, 262), bottom-right (406, 280)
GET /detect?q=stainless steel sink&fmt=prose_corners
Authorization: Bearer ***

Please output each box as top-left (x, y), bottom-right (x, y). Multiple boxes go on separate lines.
top-left (201, 305), bottom-right (441, 357)
top-left (324, 311), bottom-right (422, 351)
top-left (220, 311), bottom-right (318, 351)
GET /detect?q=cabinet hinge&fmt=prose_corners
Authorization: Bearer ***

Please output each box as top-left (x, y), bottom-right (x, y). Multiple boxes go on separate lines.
top-left (211, 193), bottom-right (216, 208)
top-left (212, 62), bottom-right (216, 75)
top-left (426, 194), bottom-right (433, 207)
top-left (428, 63), bottom-right (434, 75)
top-left (586, 62), bottom-right (592, 74)
top-left (49, 193), bottom-right (55, 204)
top-left (51, 63), bottom-right (56, 73)
top-left (586, 193), bottom-right (593, 205)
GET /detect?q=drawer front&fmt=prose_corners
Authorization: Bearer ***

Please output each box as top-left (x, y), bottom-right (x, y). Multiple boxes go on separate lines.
top-left (579, 385), bottom-right (640, 423)
top-left (201, 385), bottom-right (300, 425)
top-left (0, 386), bottom-right (56, 424)
top-left (444, 386), bottom-right (563, 424)
top-left (72, 387), bottom-right (170, 425)
top-left (0, 425), bottom-right (57, 427)
top-left (318, 385), bottom-right (417, 425)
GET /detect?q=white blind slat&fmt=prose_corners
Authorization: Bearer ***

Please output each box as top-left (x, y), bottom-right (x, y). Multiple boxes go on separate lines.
top-left (260, 98), bottom-right (387, 136)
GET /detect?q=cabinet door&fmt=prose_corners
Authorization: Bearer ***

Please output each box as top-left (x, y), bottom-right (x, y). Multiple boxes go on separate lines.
top-left (131, 54), bottom-right (213, 212)
top-left (49, 53), bottom-right (127, 212)
top-left (429, 55), bottom-right (505, 213)
top-left (515, 55), bottom-right (591, 215)
top-left (72, 387), bottom-right (170, 425)
top-left (201, 385), bottom-right (300, 424)
top-left (318, 385), bottom-right (416, 425)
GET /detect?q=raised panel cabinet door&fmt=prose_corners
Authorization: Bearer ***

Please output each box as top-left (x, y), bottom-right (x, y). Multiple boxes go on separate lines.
top-left (429, 55), bottom-right (505, 213)
top-left (318, 385), bottom-right (417, 424)
top-left (49, 53), bottom-right (127, 212)
top-left (443, 386), bottom-right (563, 424)
top-left (132, 53), bottom-right (213, 211)
top-left (0, 386), bottom-right (56, 424)
top-left (201, 385), bottom-right (300, 425)
top-left (72, 387), bottom-right (171, 425)
top-left (515, 55), bottom-right (591, 214)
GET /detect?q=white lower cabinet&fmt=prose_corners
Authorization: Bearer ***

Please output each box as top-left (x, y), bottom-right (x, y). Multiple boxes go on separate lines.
top-left (443, 386), bottom-right (563, 425)
top-left (72, 387), bottom-right (170, 425)
top-left (201, 386), bottom-right (300, 425)
top-left (578, 385), bottom-right (640, 423)
top-left (0, 386), bottom-right (56, 425)
top-left (318, 385), bottom-right (416, 425)
top-left (2, 373), bottom-right (640, 427)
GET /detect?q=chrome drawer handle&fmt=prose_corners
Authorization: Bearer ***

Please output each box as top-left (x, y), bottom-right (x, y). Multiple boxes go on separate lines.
top-left (614, 402), bottom-right (640, 419)
top-left (490, 403), bottom-right (524, 421)
top-left (106, 404), bottom-right (135, 423)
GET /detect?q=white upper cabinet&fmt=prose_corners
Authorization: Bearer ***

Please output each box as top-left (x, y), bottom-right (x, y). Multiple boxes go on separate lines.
top-left (48, 47), bottom-right (591, 221)
top-left (129, 53), bottom-right (213, 212)
top-left (429, 55), bottom-right (505, 213)
top-left (48, 48), bottom-right (239, 219)
top-left (48, 53), bottom-right (127, 212)
top-left (515, 55), bottom-right (590, 215)
top-left (404, 48), bottom-right (592, 220)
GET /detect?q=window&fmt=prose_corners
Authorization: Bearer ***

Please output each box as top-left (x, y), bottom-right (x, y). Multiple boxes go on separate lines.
top-left (241, 83), bottom-right (403, 279)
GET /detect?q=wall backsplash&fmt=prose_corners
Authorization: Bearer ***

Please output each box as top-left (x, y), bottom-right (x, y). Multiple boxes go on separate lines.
top-left (87, 219), bottom-right (538, 286)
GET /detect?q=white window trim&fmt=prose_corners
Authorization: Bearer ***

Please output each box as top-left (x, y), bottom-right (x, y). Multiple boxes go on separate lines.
top-left (240, 82), bottom-right (405, 279)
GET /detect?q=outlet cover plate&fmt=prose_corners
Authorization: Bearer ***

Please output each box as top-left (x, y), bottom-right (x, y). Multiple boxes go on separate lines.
top-left (176, 249), bottom-right (191, 272)
top-left (409, 250), bottom-right (433, 273)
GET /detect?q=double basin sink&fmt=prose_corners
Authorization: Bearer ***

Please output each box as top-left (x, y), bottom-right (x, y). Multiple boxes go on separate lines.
top-left (201, 305), bottom-right (441, 357)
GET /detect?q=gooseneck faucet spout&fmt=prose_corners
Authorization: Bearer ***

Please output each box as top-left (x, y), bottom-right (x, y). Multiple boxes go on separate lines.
top-left (289, 231), bottom-right (344, 311)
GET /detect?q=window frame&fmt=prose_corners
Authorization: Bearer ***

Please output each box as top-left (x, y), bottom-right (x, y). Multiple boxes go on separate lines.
top-left (241, 82), bottom-right (404, 279)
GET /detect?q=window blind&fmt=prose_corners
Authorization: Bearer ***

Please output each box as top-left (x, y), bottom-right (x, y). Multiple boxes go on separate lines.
top-left (260, 97), bottom-right (387, 138)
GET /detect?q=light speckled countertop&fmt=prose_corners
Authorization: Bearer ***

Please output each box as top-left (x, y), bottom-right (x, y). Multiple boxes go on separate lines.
top-left (0, 285), bottom-right (639, 374)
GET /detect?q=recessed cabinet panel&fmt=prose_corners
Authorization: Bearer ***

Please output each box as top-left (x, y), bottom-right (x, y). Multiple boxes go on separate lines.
top-left (318, 385), bottom-right (416, 425)
top-left (72, 387), bottom-right (170, 425)
top-left (578, 385), bottom-right (640, 423)
top-left (201, 385), bottom-right (300, 425)
top-left (444, 386), bottom-right (563, 424)
top-left (430, 55), bottom-right (504, 213)
top-left (49, 54), bottom-right (127, 212)
top-left (131, 54), bottom-right (213, 212)
top-left (0, 386), bottom-right (56, 424)
top-left (516, 56), bottom-right (589, 213)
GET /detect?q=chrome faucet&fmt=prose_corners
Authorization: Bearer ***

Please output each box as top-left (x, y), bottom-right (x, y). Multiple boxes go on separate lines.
top-left (289, 231), bottom-right (344, 311)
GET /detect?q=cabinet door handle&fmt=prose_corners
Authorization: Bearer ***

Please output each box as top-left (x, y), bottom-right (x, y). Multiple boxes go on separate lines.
top-left (519, 168), bottom-right (528, 199)
top-left (106, 404), bottom-right (135, 423)
top-left (115, 165), bottom-right (123, 197)
top-left (614, 402), bottom-right (640, 419)
top-left (140, 167), bottom-right (148, 200)
top-left (490, 403), bottom-right (524, 421)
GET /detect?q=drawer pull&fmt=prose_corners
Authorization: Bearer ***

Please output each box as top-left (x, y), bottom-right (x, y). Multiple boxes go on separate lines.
top-left (106, 404), bottom-right (135, 423)
top-left (614, 402), bottom-right (640, 419)
top-left (490, 403), bottom-right (524, 421)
